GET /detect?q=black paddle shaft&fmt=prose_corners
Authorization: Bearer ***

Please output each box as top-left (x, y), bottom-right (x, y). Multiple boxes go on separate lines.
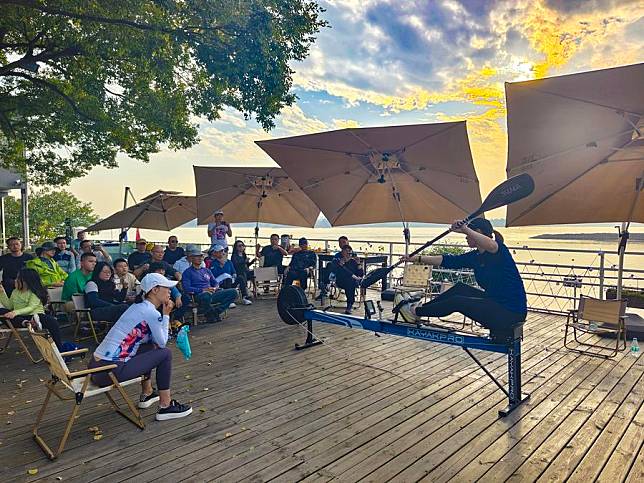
top-left (360, 173), bottom-right (535, 288)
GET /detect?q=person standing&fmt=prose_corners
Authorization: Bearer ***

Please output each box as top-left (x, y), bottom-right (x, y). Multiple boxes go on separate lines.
top-left (207, 210), bottom-right (232, 251)
top-left (0, 237), bottom-right (34, 295)
top-left (53, 236), bottom-right (77, 274)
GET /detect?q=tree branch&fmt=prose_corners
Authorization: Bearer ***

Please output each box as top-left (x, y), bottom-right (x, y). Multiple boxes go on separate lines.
top-left (0, 45), bottom-right (80, 76)
top-left (0, 0), bottom-right (235, 36)
top-left (8, 71), bottom-right (97, 122)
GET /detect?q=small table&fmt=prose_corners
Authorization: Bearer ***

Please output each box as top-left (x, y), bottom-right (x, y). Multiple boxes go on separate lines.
top-left (317, 253), bottom-right (389, 293)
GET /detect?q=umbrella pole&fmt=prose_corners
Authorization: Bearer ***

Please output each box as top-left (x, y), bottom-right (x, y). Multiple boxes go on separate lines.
top-left (616, 222), bottom-right (628, 300)
top-left (119, 187), bottom-right (130, 256)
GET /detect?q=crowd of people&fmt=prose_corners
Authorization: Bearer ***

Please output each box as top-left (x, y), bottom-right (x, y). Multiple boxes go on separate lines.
top-left (0, 208), bottom-right (365, 422)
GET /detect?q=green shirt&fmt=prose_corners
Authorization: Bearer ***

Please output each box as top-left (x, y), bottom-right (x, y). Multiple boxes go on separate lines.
top-left (0, 288), bottom-right (45, 316)
top-left (62, 269), bottom-right (92, 301)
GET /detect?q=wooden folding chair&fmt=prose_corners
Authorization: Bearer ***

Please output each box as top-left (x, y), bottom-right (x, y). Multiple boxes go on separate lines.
top-left (29, 326), bottom-right (144, 460)
top-left (0, 318), bottom-right (42, 363)
top-left (253, 266), bottom-right (281, 298)
top-left (564, 295), bottom-right (627, 359)
top-left (396, 263), bottom-right (433, 300)
top-left (71, 294), bottom-right (105, 344)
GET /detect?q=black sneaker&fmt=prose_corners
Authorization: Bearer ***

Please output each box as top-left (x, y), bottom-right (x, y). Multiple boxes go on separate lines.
top-left (156, 399), bottom-right (192, 420)
top-left (138, 389), bottom-right (160, 409)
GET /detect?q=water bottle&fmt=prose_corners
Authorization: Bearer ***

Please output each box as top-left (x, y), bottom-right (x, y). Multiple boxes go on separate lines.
top-left (589, 321), bottom-right (598, 331)
top-left (329, 272), bottom-right (336, 285)
top-left (631, 338), bottom-right (640, 357)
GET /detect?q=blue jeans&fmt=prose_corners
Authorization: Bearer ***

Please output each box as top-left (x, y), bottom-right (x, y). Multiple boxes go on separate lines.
top-left (192, 289), bottom-right (237, 318)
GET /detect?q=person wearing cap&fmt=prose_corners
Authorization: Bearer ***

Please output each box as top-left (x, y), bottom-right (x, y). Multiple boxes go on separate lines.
top-left (172, 244), bottom-right (205, 274)
top-left (284, 237), bottom-right (317, 289)
top-left (25, 241), bottom-right (68, 287)
top-left (87, 273), bottom-right (192, 421)
top-left (396, 217), bottom-right (527, 330)
top-left (181, 249), bottom-right (237, 322)
top-left (207, 210), bottom-right (232, 250)
top-left (128, 239), bottom-right (152, 279)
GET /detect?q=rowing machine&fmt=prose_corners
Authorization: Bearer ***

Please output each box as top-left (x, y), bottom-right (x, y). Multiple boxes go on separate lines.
top-left (277, 285), bottom-right (530, 417)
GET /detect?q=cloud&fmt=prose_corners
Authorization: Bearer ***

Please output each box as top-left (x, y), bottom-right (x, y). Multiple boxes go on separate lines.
top-left (332, 118), bottom-right (361, 129)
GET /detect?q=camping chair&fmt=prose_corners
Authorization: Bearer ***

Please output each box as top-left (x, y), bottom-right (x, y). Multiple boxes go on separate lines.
top-left (395, 263), bottom-right (433, 300)
top-left (28, 326), bottom-right (144, 460)
top-left (47, 286), bottom-right (66, 318)
top-left (0, 317), bottom-right (42, 363)
top-left (253, 266), bottom-right (281, 298)
top-left (71, 294), bottom-right (106, 344)
top-left (186, 293), bottom-right (228, 326)
top-left (564, 295), bottom-right (627, 359)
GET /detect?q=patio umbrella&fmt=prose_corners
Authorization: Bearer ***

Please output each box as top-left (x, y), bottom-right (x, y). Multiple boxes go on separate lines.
top-left (255, 121), bottom-right (481, 250)
top-left (194, 166), bottom-right (320, 245)
top-left (86, 191), bottom-right (197, 232)
top-left (504, 62), bottom-right (644, 301)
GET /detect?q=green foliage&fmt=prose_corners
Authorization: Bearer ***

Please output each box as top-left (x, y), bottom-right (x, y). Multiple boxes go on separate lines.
top-left (4, 188), bottom-right (97, 243)
top-left (0, 0), bottom-right (328, 185)
top-left (422, 245), bottom-right (467, 256)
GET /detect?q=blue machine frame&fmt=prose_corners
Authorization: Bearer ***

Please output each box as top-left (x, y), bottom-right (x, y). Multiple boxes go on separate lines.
top-left (290, 305), bottom-right (530, 417)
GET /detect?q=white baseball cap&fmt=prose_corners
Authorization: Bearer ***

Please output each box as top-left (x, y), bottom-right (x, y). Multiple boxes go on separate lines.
top-left (214, 209), bottom-right (224, 215)
top-left (140, 273), bottom-right (178, 294)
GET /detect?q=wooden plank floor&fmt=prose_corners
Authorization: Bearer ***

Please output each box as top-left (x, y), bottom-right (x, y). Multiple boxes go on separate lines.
top-left (0, 295), bottom-right (642, 482)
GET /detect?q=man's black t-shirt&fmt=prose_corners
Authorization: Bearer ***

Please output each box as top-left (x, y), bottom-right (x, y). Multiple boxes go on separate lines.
top-left (0, 252), bottom-right (34, 292)
top-left (260, 245), bottom-right (284, 268)
top-left (128, 251), bottom-right (152, 270)
top-left (163, 247), bottom-right (185, 265)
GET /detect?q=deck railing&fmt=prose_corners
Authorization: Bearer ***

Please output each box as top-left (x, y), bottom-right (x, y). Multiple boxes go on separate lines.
top-left (113, 236), bottom-right (644, 316)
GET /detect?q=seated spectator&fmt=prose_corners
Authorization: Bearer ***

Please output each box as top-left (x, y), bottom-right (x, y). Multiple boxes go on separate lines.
top-left (71, 229), bottom-right (87, 254)
top-left (149, 262), bottom-right (185, 321)
top-left (144, 245), bottom-right (180, 281)
top-left (0, 268), bottom-right (64, 350)
top-left (181, 249), bottom-right (237, 323)
top-left (128, 240), bottom-right (152, 279)
top-left (231, 240), bottom-right (254, 305)
top-left (255, 233), bottom-right (288, 275)
top-left (26, 241), bottom-right (68, 287)
top-left (163, 236), bottom-right (185, 265)
top-left (53, 236), bottom-right (77, 274)
top-left (84, 262), bottom-right (129, 323)
top-left (113, 258), bottom-right (140, 297)
top-left (76, 239), bottom-right (112, 266)
top-left (284, 237), bottom-right (317, 289)
top-left (172, 244), bottom-right (203, 274)
top-left (0, 237), bottom-right (34, 295)
top-left (87, 273), bottom-right (192, 420)
top-left (208, 245), bottom-right (239, 308)
top-left (62, 253), bottom-right (97, 302)
top-left (334, 244), bottom-right (364, 314)
top-left (319, 235), bottom-right (354, 300)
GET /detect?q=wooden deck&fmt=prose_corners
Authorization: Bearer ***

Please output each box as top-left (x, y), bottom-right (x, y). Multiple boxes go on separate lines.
top-left (0, 297), bottom-right (642, 482)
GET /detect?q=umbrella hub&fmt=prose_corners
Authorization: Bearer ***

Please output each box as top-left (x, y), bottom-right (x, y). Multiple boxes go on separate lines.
top-left (250, 175), bottom-right (274, 190)
top-left (368, 152), bottom-right (401, 182)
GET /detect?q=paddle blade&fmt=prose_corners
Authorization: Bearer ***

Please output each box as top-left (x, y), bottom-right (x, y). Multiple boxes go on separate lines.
top-left (473, 173), bottom-right (535, 218)
top-left (360, 266), bottom-right (392, 289)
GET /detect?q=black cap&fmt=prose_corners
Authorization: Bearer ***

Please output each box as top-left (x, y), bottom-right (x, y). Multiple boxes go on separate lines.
top-left (468, 218), bottom-right (493, 236)
top-left (298, 237), bottom-right (308, 246)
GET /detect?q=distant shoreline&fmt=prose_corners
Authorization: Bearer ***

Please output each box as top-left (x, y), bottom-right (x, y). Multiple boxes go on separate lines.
top-left (531, 233), bottom-right (644, 242)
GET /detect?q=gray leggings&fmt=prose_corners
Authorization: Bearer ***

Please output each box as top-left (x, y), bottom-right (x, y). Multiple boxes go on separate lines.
top-left (88, 343), bottom-right (172, 390)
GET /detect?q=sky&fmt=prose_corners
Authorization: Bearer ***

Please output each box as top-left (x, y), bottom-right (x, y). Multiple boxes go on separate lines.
top-left (66, 0), bottom-right (643, 220)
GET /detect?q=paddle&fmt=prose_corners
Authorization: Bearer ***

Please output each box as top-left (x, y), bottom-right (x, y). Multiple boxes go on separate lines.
top-left (360, 173), bottom-right (535, 288)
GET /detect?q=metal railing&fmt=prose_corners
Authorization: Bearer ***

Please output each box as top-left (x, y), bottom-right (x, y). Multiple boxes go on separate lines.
top-left (113, 235), bottom-right (644, 316)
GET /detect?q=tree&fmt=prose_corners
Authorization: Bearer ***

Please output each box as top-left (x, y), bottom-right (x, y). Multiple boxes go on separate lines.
top-left (4, 188), bottom-right (97, 242)
top-left (0, 0), bottom-right (328, 185)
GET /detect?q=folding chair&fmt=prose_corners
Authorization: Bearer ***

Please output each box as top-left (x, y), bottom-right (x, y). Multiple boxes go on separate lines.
top-left (47, 286), bottom-right (66, 318)
top-left (71, 294), bottom-right (105, 344)
top-left (29, 327), bottom-right (144, 460)
top-left (396, 263), bottom-right (433, 300)
top-left (253, 266), bottom-right (281, 298)
top-left (564, 295), bottom-right (627, 359)
top-left (0, 317), bottom-right (42, 363)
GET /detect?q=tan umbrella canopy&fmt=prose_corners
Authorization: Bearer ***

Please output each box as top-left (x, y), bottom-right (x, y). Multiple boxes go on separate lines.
top-left (194, 166), bottom-right (320, 227)
top-left (86, 191), bottom-right (197, 232)
top-left (504, 63), bottom-right (644, 300)
top-left (505, 63), bottom-right (644, 226)
top-left (255, 122), bottom-right (481, 230)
